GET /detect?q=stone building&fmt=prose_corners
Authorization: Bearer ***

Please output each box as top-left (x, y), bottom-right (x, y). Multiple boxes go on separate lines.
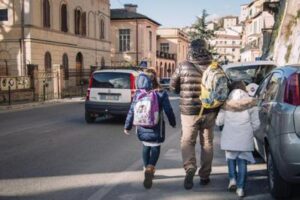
top-left (0, 0), bottom-right (111, 99)
top-left (0, 0), bottom-right (111, 77)
top-left (240, 0), bottom-right (277, 62)
top-left (110, 4), bottom-right (160, 68)
top-left (156, 28), bottom-right (189, 78)
top-left (222, 16), bottom-right (239, 29)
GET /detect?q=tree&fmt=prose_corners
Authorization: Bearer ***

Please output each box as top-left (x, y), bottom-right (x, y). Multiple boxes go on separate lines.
top-left (189, 9), bottom-right (215, 41)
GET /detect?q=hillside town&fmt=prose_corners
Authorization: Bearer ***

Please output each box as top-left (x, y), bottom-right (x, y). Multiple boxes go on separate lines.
top-left (0, 0), bottom-right (300, 200)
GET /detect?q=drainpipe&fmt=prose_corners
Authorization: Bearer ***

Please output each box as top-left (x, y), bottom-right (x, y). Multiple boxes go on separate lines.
top-left (21, 0), bottom-right (26, 75)
top-left (136, 18), bottom-right (139, 66)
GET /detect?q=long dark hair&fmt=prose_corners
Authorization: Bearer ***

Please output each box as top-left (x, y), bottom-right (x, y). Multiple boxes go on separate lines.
top-left (144, 68), bottom-right (161, 90)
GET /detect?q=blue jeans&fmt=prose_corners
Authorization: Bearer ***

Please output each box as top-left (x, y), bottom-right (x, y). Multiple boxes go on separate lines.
top-left (142, 145), bottom-right (160, 167)
top-left (227, 158), bottom-right (247, 189)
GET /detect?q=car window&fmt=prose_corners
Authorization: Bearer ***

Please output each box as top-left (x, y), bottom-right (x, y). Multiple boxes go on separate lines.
top-left (256, 74), bottom-right (271, 99)
top-left (92, 72), bottom-right (130, 89)
top-left (263, 72), bottom-right (282, 102)
top-left (226, 65), bottom-right (276, 84)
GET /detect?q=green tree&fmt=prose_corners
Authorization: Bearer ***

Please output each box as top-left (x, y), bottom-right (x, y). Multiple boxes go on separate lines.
top-left (189, 9), bottom-right (215, 41)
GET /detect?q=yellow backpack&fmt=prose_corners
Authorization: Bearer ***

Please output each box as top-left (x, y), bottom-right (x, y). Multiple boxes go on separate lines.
top-left (199, 61), bottom-right (229, 115)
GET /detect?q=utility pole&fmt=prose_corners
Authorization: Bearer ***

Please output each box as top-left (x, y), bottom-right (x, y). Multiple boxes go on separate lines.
top-left (136, 18), bottom-right (139, 66)
top-left (21, 0), bottom-right (26, 75)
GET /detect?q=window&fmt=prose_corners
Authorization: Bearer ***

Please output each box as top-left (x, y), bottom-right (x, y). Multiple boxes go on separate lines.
top-left (92, 72), bottom-right (131, 89)
top-left (232, 48), bottom-right (235, 52)
top-left (0, 9), bottom-right (8, 21)
top-left (149, 31), bottom-right (152, 51)
top-left (100, 19), bottom-right (105, 39)
top-left (62, 53), bottom-right (69, 80)
top-left (44, 52), bottom-right (52, 72)
top-left (101, 57), bottom-right (105, 67)
top-left (74, 9), bottom-right (81, 35)
top-left (264, 72), bottom-right (282, 102)
top-left (232, 41), bottom-right (236, 45)
top-left (43, 0), bottom-right (51, 28)
top-left (160, 43), bottom-right (169, 53)
top-left (81, 12), bottom-right (86, 36)
top-left (119, 29), bottom-right (130, 52)
top-left (61, 4), bottom-right (68, 32)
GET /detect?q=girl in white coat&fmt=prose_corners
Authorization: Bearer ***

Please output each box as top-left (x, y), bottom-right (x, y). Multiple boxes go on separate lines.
top-left (216, 81), bottom-right (260, 197)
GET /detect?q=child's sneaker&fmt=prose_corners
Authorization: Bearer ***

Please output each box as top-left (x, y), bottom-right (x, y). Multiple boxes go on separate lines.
top-left (143, 165), bottom-right (155, 189)
top-left (227, 178), bottom-right (237, 191)
top-left (236, 188), bottom-right (245, 197)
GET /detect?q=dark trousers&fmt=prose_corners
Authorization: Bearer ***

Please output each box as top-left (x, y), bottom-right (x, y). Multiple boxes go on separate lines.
top-left (142, 145), bottom-right (161, 167)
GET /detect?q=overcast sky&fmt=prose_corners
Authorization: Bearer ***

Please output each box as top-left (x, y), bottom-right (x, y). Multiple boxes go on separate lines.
top-left (110, 0), bottom-right (250, 27)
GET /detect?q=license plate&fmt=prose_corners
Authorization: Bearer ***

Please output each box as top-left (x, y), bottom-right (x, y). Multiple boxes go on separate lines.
top-left (100, 95), bottom-right (119, 101)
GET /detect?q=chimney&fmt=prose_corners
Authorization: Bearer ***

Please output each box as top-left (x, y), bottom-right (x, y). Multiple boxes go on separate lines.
top-left (124, 4), bottom-right (137, 13)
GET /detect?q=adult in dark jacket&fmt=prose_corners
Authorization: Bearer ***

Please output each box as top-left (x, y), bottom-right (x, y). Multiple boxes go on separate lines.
top-left (170, 39), bottom-right (218, 190)
top-left (124, 73), bottom-right (176, 189)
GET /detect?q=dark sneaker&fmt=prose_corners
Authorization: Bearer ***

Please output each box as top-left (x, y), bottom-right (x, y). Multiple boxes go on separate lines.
top-left (184, 168), bottom-right (196, 190)
top-left (200, 177), bottom-right (210, 185)
top-left (143, 165), bottom-right (155, 189)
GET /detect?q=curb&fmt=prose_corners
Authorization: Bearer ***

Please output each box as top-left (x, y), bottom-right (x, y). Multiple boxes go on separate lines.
top-left (0, 98), bottom-right (85, 113)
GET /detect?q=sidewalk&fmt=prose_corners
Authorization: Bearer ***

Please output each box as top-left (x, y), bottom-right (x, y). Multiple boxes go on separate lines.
top-left (0, 97), bottom-right (85, 113)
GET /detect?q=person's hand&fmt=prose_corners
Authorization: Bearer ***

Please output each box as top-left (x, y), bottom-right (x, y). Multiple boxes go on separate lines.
top-left (124, 129), bottom-right (130, 135)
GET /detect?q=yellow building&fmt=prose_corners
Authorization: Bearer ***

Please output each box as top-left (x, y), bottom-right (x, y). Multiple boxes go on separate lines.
top-left (0, 0), bottom-right (111, 77)
top-left (156, 28), bottom-right (189, 78)
top-left (110, 4), bottom-right (160, 68)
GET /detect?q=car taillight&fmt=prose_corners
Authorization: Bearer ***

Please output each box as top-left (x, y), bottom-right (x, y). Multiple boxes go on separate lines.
top-left (130, 74), bottom-right (136, 99)
top-left (284, 73), bottom-right (300, 106)
top-left (86, 75), bottom-right (93, 101)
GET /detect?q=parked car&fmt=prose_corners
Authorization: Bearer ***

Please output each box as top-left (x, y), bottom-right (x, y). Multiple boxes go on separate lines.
top-left (85, 68), bottom-right (141, 123)
top-left (253, 65), bottom-right (300, 199)
top-left (223, 61), bottom-right (277, 85)
top-left (159, 78), bottom-right (171, 90)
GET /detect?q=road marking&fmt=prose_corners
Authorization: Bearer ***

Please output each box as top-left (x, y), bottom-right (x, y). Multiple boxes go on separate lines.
top-left (87, 128), bottom-right (182, 200)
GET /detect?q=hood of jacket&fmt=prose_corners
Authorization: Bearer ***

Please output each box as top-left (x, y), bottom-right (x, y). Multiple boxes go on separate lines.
top-left (136, 73), bottom-right (152, 91)
top-left (223, 89), bottom-right (257, 112)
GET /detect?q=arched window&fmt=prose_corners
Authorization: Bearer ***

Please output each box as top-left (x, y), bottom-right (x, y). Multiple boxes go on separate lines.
top-left (101, 57), bottom-right (105, 67)
top-left (62, 53), bottom-right (69, 80)
top-left (61, 4), bottom-right (68, 32)
top-left (76, 52), bottom-right (83, 85)
top-left (45, 52), bottom-right (52, 72)
top-left (43, 0), bottom-right (51, 28)
top-left (164, 63), bottom-right (167, 78)
top-left (74, 8), bottom-right (86, 36)
top-left (100, 18), bottom-right (105, 39)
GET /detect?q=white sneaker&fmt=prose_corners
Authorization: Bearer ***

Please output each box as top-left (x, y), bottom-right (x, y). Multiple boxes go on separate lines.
top-left (228, 179), bottom-right (237, 191)
top-left (236, 188), bottom-right (245, 197)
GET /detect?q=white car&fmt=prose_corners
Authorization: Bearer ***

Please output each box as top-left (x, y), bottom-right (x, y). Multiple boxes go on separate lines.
top-left (85, 69), bottom-right (141, 123)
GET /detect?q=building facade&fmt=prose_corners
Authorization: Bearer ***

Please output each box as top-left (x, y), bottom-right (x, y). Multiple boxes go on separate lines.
top-left (0, 0), bottom-right (111, 78)
top-left (110, 4), bottom-right (160, 68)
top-left (240, 0), bottom-right (277, 61)
top-left (210, 27), bottom-right (242, 63)
top-left (156, 28), bottom-right (189, 78)
top-left (222, 16), bottom-right (239, 29)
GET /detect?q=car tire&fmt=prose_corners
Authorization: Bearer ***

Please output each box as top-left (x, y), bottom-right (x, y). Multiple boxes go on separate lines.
top-left (267, 150), bottom-right (291, 199)
top-left (85, 111), bottom-right (96, 123)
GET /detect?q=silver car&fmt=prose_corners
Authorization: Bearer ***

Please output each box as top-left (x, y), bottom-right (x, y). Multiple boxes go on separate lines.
top-left (254, 65), bottom-right (300, 199)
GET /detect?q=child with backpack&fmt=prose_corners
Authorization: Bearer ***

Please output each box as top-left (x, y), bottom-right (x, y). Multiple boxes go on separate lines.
top-left (215, 81), bottom-right (260, 197)
top-left (124, 71), bottom-right (176, 189)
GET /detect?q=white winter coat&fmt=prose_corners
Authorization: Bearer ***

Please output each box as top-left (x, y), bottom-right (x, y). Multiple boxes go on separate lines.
top-left (216, 89), bottom-right (260, 152)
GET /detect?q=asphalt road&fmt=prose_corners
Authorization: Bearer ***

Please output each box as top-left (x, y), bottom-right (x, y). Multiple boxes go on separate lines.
top-left (0, 97), bottom-right (295, 200)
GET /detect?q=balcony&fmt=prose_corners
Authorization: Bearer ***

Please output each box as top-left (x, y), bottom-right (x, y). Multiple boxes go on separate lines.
top-left (156, 51), bottom-right (177, 60)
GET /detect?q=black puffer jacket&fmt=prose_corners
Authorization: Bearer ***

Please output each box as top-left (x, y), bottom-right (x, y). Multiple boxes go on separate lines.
top-left (171, 61), bottom-right (217, 116)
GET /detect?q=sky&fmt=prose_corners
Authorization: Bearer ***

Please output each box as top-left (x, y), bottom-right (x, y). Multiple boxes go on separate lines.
top-left (110, 0), bottom-right (250, 28)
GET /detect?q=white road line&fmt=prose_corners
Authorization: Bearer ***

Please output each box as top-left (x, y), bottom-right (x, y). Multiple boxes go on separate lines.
top-left (87, 128), bottom-right (182, 200)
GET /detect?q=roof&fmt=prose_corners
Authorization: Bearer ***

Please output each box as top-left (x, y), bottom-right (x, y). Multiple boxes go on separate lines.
top-left (111, 9), bottom-right (161, 26)
top-left (222, 61), bottom-right (277, 70)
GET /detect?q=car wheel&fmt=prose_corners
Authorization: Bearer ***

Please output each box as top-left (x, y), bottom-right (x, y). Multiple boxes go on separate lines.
top-left (267, 150), bottom-right (291, 199)
top-left (85, 111), bottom-right (96, 123)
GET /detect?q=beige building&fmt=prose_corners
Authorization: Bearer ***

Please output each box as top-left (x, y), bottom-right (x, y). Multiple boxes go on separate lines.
top-left (0, 0), bottom-right (111, 78)
top-left (240, 0), bottom-right (277, 61)
top-left (110, 4), bottom-right (160, 68)
top-left (223, 16), bottom-right (239, 29)
top-left (156, 28), bottom-right (189, 78)
top-left (210, 27), bottom-right (242, 63)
